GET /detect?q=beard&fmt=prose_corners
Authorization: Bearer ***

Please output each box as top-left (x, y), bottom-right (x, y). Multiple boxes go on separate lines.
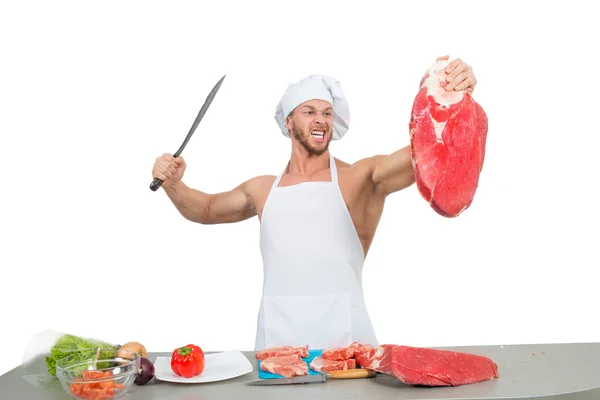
top-left (291, 124), bottom-right (331, 156)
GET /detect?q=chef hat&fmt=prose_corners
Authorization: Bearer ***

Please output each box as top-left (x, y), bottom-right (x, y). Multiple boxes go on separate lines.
top-left (274, 74), bottom-right (350, 140)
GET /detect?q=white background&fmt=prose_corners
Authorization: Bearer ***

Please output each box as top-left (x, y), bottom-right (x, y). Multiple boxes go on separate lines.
top-left (1, 0), bottom-right (599, 377)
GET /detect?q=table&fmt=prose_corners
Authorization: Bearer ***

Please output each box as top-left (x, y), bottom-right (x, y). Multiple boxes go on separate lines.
top-left (2, 342), bottom-right (600, 399)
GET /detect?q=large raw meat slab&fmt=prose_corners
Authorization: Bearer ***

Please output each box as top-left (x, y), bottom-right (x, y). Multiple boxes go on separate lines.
top-left (409, 59), bottom-right (488, 217)
top-left (355, 343), bottom-right (499, 386)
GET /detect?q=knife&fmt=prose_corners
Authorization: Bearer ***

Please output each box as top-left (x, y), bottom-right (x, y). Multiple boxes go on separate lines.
top-left (149, 74), bottom-right (226, 192)
top-left (246, 368), bottom-right (377, 386)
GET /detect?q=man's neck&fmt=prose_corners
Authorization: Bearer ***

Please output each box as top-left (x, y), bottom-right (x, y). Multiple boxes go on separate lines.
top-left (286, 147), bottom-right (331, 178)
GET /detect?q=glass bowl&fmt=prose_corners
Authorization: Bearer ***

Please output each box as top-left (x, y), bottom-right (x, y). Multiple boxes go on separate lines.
top-left (55, 351), bottom-right (141, 399)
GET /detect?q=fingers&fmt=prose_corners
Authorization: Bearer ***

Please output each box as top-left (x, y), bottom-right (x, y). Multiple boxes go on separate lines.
top-left (452, 77), bottom-right (473, 92)
top-left (445, 58), bottom-right (464, 77)
top-left (152, 153), bottom-right (179, 182)
top-left (158, 154), bottom-right (177, 171)
top-left (460, 75), bottom-right (477, 93)
top-left (153, 170), bottom-right (170, 182)
top-left (161, 158), bottom-right (177, 174)
top-left (445, 70), bottom-right (471, 91)
top-left (444, 60), bottom-right (476, 92)
top-left (160, 153), bottom-right (177, 167)
top-left (436, 55), bottom-right (449, 62)
top-left (174, 156), bottom-right (186, 166)
top-left (152, 163), bottom-right (173, 183)
top-left (161, 153), bottom-right (186, 168)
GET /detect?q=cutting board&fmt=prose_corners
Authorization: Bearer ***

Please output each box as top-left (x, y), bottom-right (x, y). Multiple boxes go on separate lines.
top-left (257, 349), bottom-right (321, 379)
top-left (258, 349), bottom-right (356, 379)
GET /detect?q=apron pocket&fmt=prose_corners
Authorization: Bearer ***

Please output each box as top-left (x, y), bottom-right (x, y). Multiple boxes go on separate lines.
top-left (262, 292), bottom-right (352, 350)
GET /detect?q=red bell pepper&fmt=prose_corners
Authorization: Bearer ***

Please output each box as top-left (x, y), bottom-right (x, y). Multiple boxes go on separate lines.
top-left (171, 344), bottom-right (205, 378)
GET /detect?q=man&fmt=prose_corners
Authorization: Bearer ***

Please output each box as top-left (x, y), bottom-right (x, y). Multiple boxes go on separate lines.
top-left (151, 56), bottom-right (478, 351)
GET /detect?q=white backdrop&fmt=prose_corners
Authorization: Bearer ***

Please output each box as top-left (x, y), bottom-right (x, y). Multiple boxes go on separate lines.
top-left (1, 0), bottom-right (599, 376)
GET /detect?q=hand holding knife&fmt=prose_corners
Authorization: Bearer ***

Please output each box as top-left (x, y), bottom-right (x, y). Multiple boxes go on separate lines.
top-left (150, 74), bottom-right (226, 192)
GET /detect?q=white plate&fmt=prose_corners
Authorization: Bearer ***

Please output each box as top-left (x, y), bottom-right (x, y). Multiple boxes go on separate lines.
top-left (154, 350), bottom-right (253, 383)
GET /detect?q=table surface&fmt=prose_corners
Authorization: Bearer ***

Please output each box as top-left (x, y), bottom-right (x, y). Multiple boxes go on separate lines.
top-left (2, 342), bottom-right (600, 400)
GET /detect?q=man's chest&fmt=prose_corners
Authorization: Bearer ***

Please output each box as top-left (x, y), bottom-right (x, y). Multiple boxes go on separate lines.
top-left (253, 169), bottom-right (373, 222)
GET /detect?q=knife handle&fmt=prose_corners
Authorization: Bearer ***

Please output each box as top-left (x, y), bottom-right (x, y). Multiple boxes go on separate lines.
top-left (329, 368), bottom-right (377, 379)
top-left (150, 177), bottom-right (164, 192)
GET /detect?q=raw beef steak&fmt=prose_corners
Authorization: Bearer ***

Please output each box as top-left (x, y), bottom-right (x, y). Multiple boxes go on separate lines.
top-left (409, 59), bottom-right (488, 217)
top-left (322, 345), bottom-right (355, 361)
top-left (348, 341), bottom-right (370, 358)
top-left (355, 344), bottom-right (499, 386)
top-left (310, 356), bottom-right (356, 372)
top-left (260, 354), bottom-right (309, 377)
top-left (255, 345), bottom-right (309, 361)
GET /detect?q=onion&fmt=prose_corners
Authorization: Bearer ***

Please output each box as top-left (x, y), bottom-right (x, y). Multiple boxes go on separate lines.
top-left (116, 342), bottom-right (148, 359)
top-left (134, 357), bottom-right (155, 385)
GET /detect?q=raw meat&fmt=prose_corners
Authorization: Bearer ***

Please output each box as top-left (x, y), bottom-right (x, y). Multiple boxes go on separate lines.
top-left (259, 353), bottom-right (309, 378)
top-left (255, 345), bottom-right (309, 361)
top-left (322, 345), bottom-right (355, 361)
top-left (355, 344), bottom-right (499, 386)
top-left (309, 356), bottom-right (356, 372)
top-left (409, 59), bottom-right (488, 217)
top-left (348, 341), bottom-right (370, 358)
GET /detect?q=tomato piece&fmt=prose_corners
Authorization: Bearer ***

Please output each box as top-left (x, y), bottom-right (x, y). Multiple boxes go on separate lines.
top-left (70, 383), bottom-right (82, 395)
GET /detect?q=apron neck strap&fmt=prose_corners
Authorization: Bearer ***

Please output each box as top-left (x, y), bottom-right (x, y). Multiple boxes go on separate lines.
top-left (272, 166), bottom-right (285, 188)
top-left (329, 152), bottom-right (338, 184)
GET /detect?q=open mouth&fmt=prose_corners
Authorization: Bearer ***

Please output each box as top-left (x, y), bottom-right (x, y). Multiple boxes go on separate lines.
top-left (311, 130), bottom-right (325, 141)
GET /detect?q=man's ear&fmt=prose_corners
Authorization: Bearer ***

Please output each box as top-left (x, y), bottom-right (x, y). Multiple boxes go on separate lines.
top-left (285, 113), bottom-right (293, 131)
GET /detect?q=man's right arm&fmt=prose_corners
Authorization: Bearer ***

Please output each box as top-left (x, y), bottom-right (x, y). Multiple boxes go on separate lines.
top-left (152, 153), bottom-right (257, 224)
top-left (163, 180), bottom-right (256, 224)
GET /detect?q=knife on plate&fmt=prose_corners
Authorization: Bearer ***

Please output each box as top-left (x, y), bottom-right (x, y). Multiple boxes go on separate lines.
top-left (149, 74), bottom-right (226, 192)
top-left (246, 368), bottom-right (377, 386)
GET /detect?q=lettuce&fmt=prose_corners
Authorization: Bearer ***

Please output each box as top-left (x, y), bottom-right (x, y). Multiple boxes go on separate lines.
top-left (45, 334), bottom-right (118, 376)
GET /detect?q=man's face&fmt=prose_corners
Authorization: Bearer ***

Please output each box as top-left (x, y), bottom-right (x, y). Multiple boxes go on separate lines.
top-left (285, 99), bottom-right (334, 156)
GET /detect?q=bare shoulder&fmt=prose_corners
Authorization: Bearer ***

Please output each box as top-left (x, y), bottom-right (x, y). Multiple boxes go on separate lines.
top-left (335, 155), bottom-right (383, 177)
top-left (241, 175), bottom-right (277, 219)
top-left (334, 155), bottom-right (383, 191)
top-left (336, 155), bottom-right (398, 199)
top-left (242, 175), bottom-right (277, 196)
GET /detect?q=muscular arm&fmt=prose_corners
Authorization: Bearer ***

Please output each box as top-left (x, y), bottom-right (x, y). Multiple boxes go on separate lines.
top-left (370, 145), bottom-right (416, 196)
top-left (163, 179), bottom-right (257, 224)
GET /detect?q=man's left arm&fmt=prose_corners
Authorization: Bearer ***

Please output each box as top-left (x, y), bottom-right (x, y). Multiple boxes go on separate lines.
top-left (371, 56), bottom-right (478, 196)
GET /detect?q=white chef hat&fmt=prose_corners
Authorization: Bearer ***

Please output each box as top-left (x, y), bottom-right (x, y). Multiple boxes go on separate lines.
top-left (274, 74), bottom-right (350, 140)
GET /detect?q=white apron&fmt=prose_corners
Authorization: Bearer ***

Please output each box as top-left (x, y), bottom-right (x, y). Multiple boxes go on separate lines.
top-left (254, 153), bottom-right (379, 350)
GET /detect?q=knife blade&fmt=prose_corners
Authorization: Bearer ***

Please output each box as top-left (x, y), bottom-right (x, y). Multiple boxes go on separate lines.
top-left (246, 368), bottom-right (377, 386)
top-left (149, 74), bottom-right (226, 192)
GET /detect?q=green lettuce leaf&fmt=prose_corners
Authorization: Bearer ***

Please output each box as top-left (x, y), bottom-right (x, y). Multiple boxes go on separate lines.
top-left (45, 334), bottom-right (118, 376)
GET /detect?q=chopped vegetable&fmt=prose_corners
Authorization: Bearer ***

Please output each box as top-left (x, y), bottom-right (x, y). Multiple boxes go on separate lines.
top-left (69, 370), bottom-right (125, 399)
top-left (171, 344), bottom-right (205, 378)
top-left (45, 334), bottom-right (118, 376)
